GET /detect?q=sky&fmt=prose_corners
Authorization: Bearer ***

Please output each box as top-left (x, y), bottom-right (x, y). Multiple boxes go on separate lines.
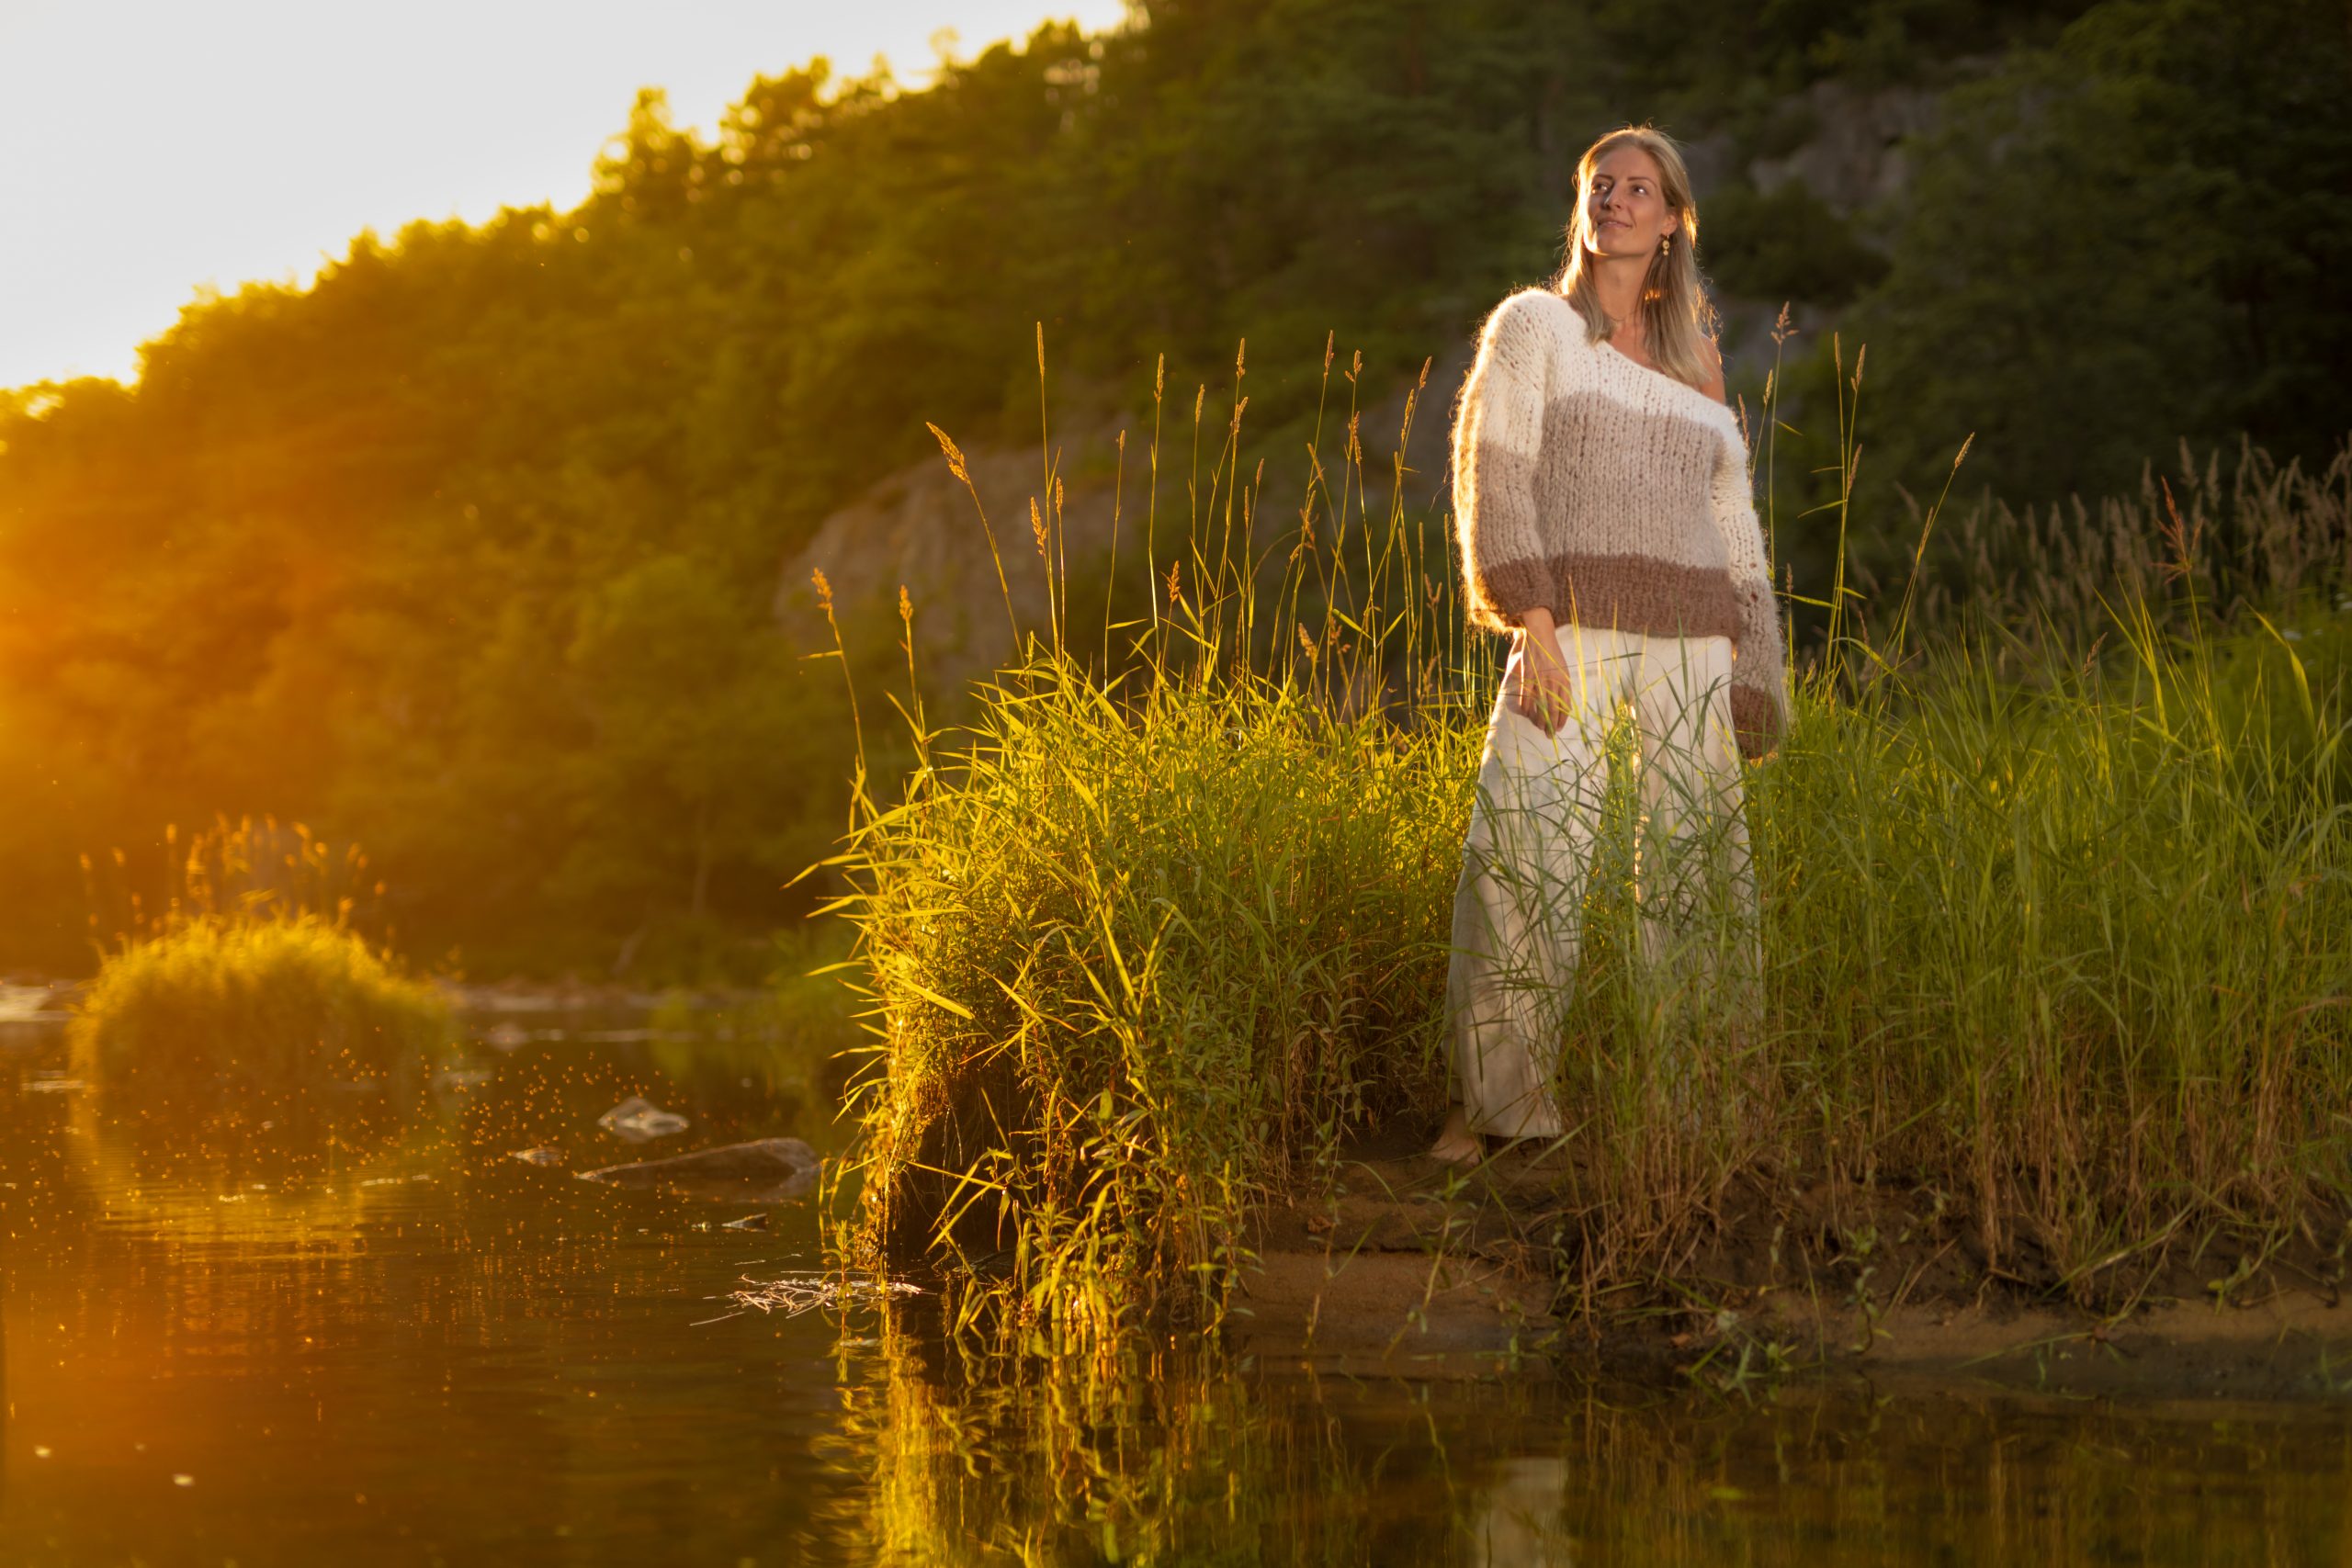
top-left (0, 0), bottom-right (1128, 391)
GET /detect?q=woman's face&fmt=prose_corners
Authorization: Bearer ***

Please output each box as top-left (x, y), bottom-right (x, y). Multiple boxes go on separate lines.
top-left (1583, 144), bottom-right (1678, 261)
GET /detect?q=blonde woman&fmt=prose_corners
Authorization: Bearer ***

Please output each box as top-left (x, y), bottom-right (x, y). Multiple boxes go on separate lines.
top-left (1430, 125), bottom-right (1788, 1166)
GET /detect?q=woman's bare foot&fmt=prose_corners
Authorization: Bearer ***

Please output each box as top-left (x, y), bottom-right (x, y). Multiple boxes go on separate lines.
top-left (1428, 1106), bottom-right (1484, 1166)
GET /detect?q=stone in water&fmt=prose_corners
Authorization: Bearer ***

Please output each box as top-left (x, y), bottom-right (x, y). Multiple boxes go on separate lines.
top-left (581, 1137), bottom-right (820, 1201)
top-left (597, 1096), bottom-right (689, 1142)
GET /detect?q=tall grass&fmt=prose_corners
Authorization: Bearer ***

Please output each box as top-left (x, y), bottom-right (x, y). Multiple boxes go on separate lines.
top-left (72, 817), bottom-right (447, 1098)
top-left (825, 325), bottom-right (2352, 1349)
top-left (80, 813), bottom-right (397, 953)
top-left (1752, 606), bottom-right (2349, 1264)
top-left (71, 914), bottom-right (451, 1098)
top-left (1903, 436), bottom-right (2352, 660)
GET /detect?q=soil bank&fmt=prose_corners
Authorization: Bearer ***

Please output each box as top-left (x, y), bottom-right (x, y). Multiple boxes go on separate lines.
top-left (1235, 1137), bottom-right (2352, 1402)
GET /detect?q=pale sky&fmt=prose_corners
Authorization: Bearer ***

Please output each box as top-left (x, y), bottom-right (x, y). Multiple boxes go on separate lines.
top-left (0, 0), bottom-right (1128, 391)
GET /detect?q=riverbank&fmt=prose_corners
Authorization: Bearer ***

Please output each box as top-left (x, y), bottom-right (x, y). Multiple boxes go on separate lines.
top-left (1238, 1134), bottom-right (2352, 1401)
top-left (839, 418), bottom-right (2352, 1355)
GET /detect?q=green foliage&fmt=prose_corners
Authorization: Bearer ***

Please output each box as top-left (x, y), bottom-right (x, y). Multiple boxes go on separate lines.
top-left (70, 916), bottom-right (452, 1097)
top-left (1702, 180), bottom-right (1888, 307)
top-left (1850, 0), bottom-right (2352, 507)
top-left (0, 0), bottom-right (2337, 980)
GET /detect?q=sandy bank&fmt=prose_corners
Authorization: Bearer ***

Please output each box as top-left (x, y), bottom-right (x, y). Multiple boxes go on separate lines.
top-left (1233, 1139), bottom-right (2352, 1401)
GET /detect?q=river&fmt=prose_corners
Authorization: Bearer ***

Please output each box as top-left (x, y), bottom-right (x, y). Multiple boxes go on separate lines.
top-left (6, 996), bottom-right (2349, 1564)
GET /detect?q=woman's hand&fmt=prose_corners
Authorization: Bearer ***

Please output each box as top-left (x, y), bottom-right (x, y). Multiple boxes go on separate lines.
top-left (1515, 608), bottom-right (1576, 735)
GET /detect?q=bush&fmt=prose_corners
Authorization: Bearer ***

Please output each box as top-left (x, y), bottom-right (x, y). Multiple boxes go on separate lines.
top-left (70, 916), bottom-right (452, 1099)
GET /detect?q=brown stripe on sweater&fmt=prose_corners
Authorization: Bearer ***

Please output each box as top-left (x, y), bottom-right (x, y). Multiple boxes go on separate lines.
top-left (1730, 682), bottom-right (1782, 759)
top-left (1470, 551), bottom-right (1744, 645)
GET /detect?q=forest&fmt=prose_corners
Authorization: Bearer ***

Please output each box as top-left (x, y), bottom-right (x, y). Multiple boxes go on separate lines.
top-left (2, 0), bottom-right (2345, 979)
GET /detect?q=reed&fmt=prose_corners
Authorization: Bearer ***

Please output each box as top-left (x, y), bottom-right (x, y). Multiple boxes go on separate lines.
top-left (70, 914), bottom-right (452, 1098)
top-left (79, 813), bottom-right (397, 953)
top-left (824, 323), bottom-right (2352, 1350)
top-left (72, 818), bottom-right (447, 1097)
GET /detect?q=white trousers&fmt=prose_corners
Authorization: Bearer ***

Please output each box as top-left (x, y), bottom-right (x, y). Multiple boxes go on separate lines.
top-left (1445, 626), bottom-right (1758, 1138)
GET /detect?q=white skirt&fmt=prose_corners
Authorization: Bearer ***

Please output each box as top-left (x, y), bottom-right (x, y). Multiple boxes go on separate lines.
top-left (1445, 625), bottom-right (1758, 1138)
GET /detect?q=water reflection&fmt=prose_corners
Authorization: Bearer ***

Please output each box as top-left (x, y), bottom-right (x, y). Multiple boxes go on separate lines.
top-left (823, 1316), bottom-right (2352, 1566)
top-left (6, 1000), bottom-right (856, 1564)
top-left (5, 1001), bottom-right (2350, 1565)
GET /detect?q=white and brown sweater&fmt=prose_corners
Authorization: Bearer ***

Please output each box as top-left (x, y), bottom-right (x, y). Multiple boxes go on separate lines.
top-left (1451, 287), bottom-right (1790, 756)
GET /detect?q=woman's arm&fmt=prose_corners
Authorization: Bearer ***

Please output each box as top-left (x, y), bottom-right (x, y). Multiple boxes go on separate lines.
top-left (1710, 423), bottom-right (1790, 759)
top-left (1515, 605), bottom-right (1577, 732)
top-left (1452, 292), bottom-right (1558, 632)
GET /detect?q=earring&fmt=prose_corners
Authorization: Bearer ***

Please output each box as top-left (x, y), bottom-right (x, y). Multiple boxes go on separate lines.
top-left (1661, 235), bottom-right (1672, 254)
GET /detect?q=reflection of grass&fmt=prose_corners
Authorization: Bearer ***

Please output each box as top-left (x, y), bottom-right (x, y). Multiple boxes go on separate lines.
top-left (831, 1311), bottom-right (2352, 1563)
top-left (829, 1318), bottom-right (1305, 1564)
top-left (851, 1325), bottom-right (2352, 1561)
top-left (71, 915), bottom-right (451, 1096)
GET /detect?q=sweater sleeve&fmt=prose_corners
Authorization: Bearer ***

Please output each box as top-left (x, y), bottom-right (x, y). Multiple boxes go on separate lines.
top-left (1451, 292), bottom-right (1557, 631)
top-left (1710, 421), bottom-right (1791, 760)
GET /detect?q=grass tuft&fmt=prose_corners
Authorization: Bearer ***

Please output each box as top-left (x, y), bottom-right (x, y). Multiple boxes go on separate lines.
top-left (71, 915), bottom-right (452, 1099)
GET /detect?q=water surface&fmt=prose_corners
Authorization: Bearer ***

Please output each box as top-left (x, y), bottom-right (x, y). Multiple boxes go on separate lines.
top-left (6, 1001), bottom-right (2349, 1564)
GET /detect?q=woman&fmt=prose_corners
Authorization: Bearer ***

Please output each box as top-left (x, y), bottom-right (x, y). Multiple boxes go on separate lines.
top-left (1430, 125), bottom-right (1788, 1166)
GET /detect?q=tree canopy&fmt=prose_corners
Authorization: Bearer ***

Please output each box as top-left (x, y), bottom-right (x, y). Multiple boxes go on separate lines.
top-left (2, 0), bottom-right (2340, 976)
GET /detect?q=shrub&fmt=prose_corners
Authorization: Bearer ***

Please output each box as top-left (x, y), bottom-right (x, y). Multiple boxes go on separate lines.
top-left (70, 916), bottom-right (451, 1099)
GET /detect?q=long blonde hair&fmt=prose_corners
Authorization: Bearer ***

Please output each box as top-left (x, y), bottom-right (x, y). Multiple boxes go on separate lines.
top-left (1553, 125), bottom-right (1716, 389)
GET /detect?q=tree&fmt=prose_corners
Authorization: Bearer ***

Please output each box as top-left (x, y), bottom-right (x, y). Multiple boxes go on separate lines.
top-left (1852, 0), bottom-right (2352, 509)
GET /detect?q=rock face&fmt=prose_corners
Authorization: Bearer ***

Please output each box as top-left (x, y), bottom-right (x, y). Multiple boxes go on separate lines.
top-left (1748, 80), bottom-right (1944, 225)
top-left (774, 359), bottom-right (1467, 696)
top-left (580, 1137), bottom-right (822, 1202)
top-left (775, 414), bottom-right (1128, 694)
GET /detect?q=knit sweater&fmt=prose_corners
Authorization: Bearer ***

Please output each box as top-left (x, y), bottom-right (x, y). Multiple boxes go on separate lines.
top-left (1451, 287), bottom-right (1790, 757)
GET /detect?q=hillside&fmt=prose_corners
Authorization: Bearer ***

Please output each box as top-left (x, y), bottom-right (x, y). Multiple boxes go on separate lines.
top-left (2, 0), bottom-right (2344, 977)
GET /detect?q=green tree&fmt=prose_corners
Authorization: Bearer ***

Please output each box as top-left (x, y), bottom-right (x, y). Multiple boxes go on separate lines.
top-left (1852, 0), bottom-right (2352, 508)
top-left (4, 0), bottom-right (2329, 978)
top-left (554, 553), bottom-right (823, 975)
